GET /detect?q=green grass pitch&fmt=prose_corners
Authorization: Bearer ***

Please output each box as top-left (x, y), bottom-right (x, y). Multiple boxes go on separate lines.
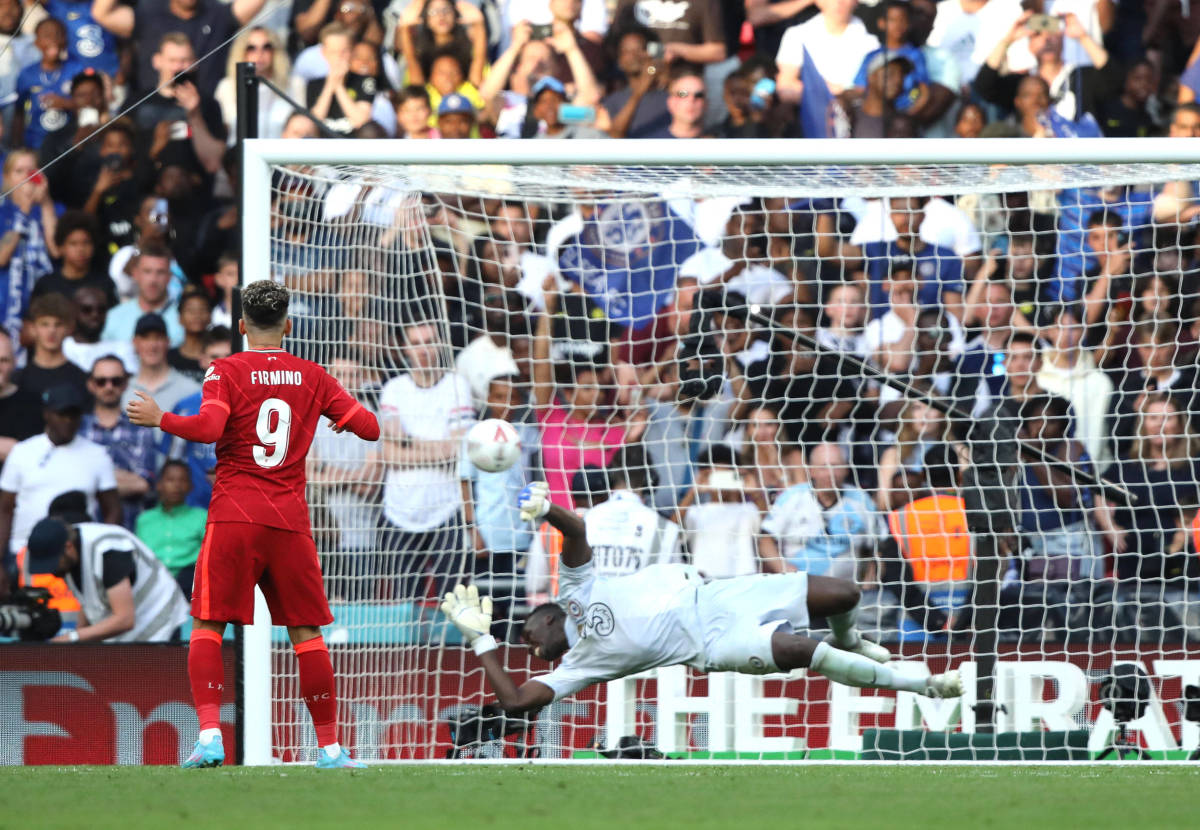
top-left (5, 765), bottom-right (1198, 830)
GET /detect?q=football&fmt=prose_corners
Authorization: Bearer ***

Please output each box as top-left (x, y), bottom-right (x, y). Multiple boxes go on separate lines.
top-left (466, 418), bottom-right (521, 473)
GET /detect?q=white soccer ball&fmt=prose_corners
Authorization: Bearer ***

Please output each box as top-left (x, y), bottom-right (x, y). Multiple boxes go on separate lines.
top-left (467, 418), bottom-right (521, 473)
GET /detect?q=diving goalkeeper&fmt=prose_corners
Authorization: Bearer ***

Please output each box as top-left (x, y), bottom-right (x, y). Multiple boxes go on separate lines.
top-left (441, 482), bottom-right (962, 717)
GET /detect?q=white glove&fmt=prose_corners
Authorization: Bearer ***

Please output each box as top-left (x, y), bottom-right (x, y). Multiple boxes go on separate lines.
top-left (440, 584), bottom-right (495, 655)
top-left (518, 481), bottom-right (551, 523)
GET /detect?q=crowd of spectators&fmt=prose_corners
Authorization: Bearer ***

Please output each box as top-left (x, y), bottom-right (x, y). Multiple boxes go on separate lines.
top-left (2, 0), bottom-right (1200, 646)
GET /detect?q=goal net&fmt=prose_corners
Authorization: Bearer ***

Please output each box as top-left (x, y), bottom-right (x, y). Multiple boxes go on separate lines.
top-left (243, 139), bottom-right (1200, 762)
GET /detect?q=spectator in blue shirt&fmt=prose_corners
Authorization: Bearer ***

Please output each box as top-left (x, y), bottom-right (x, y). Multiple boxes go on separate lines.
top-left (13, 17), bottom-right (84, 150)
top-left (45, 0), bottom-right (120, 77)
top-left (852, 1), bottom-right (931, 115)
top-left (461, 360), bottom-right (537, 636)
top-left (860, 196), bottom-right (964, 322)
top-left (1051, 186), bottom-right (1151, 303)
top-left (79, 354), bottom-right (157, 527)
top-left (162, 328), bottom-right (231, 510)
top-left (0, 149), bottom-right (59, 341)
top-left (759, 442), bottom-right (879, 579)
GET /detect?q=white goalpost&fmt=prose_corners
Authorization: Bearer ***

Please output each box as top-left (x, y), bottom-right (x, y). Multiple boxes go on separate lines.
top-left (240, 138), bottom-right (1200, 764)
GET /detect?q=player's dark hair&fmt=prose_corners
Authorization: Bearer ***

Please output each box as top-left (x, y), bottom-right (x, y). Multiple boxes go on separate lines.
top-left (241, 280), bottom-right (290, 330)
top-left (523, 603), bottom-right (566, 630)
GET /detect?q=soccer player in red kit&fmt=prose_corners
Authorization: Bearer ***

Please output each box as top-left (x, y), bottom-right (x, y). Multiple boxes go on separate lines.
top-left (127, 280), bottom-right (379, 769)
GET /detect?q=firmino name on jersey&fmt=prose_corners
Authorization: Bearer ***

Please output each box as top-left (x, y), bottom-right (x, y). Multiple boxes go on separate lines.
top-left (250, 370), bottom-right (304, 385)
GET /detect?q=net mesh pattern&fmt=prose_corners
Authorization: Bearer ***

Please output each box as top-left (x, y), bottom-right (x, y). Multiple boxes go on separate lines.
top-left (262, 157), bottom-right (1200, 762)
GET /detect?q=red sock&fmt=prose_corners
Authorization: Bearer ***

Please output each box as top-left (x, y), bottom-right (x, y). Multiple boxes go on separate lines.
top-left (188, 629), bottom-right (224, 731)
top-left (295, 636), bottom-right (338, 747)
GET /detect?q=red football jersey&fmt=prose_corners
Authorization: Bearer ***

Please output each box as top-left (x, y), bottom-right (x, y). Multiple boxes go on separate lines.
top-left (198, 348), bottom-right (370, 533)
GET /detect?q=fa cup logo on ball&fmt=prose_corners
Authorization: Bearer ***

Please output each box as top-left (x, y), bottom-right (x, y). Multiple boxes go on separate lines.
top-left (467, 419), bottom-right (521, 473)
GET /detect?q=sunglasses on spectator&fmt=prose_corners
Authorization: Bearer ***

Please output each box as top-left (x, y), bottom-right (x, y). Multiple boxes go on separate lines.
top-left (246, 42), bottom-right (273, 53)
top-left (673, 89), bottom-right (705, 99)
top-left (91, 376), bottom-right (127, 387)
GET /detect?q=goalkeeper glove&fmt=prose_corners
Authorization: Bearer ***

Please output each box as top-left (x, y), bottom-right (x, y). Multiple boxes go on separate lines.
top-left (518, 481), bottom-right (551, 523)
top-left (440, 583), bottom-right (496, 656)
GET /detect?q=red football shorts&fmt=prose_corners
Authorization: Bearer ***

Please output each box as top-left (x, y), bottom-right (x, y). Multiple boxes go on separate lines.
top-left (192, 522), bottom-right (333, 626)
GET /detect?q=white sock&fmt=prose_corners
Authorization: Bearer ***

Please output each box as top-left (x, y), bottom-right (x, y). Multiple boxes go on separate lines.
top-left (810, 642), bottom-right (926, 694)
top-left (827, 607), bottom-right (861, 649)
top-left (198, 728), bottom-right (221, 745)
top-left (322, 742), bottom-right (341, 757)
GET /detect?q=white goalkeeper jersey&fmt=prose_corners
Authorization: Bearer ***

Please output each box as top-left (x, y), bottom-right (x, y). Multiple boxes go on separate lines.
top-left (535, 560), bottom-right (706, 702)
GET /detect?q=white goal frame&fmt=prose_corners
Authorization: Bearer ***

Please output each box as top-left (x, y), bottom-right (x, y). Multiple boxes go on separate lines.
top-left (239, 137), bottom-right (1200, 766)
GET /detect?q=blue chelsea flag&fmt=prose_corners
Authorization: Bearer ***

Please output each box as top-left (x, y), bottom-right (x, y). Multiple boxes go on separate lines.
top-left (798, 46), bottom-right (836, 139)
top-left (557, 200), bottom-right (701, 331)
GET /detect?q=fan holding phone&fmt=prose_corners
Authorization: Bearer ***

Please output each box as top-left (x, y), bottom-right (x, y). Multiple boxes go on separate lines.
top-left (975, 6), bottom-right (1110, 125)
top-left (0, 150), bottom-right (59, 339)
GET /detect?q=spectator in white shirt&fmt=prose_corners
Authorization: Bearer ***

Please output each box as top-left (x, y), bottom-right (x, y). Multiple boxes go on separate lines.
top-left (0, 384), bottom-right (121, 593)
top-left (499, 0), bottom-right (609, 52)
top-left (376, 320), bottom-right (476, 600)
top-left (927, 0), bottom-right (1000, 88)
top-left (680, 445), bottom-right (762, 578)
top-left (776, 0), bottom-right (880, 100)
top-left (583, 445), bottom-right (681, 578)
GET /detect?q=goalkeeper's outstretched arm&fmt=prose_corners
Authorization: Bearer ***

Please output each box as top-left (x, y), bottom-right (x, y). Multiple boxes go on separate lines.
top-left (440, 584), bottom-right (554, 716)
top-left (477, 651), bottom-right (555, 716)
top-left (518, 482), bottom-right (591, 568)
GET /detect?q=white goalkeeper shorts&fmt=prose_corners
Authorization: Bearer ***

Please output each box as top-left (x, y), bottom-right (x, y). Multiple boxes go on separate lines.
top-left (695, 572), bottom-right (809, 674)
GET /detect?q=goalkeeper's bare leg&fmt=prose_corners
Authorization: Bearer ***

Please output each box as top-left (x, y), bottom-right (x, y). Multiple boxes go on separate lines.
top-left (807, 576), bottom-right (893, 664)
top-left (770, 628), bottom-right (962, 697)
top-left (788, 577), bottom-right (962, 699)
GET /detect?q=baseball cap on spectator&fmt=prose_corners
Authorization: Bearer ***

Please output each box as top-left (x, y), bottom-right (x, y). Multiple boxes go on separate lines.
top-left (438, 93), bottom-right (475, 116)
top-left (42, 384), bottom-right (86, 413)
top-left (531, 76), bottom-right (566, 100)
top-left (135, 313), bottom-right (169, 338)
top-left (865, 52), bottom-right (914, 78)
top-left (26, 518), bottom-right (71, 576)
